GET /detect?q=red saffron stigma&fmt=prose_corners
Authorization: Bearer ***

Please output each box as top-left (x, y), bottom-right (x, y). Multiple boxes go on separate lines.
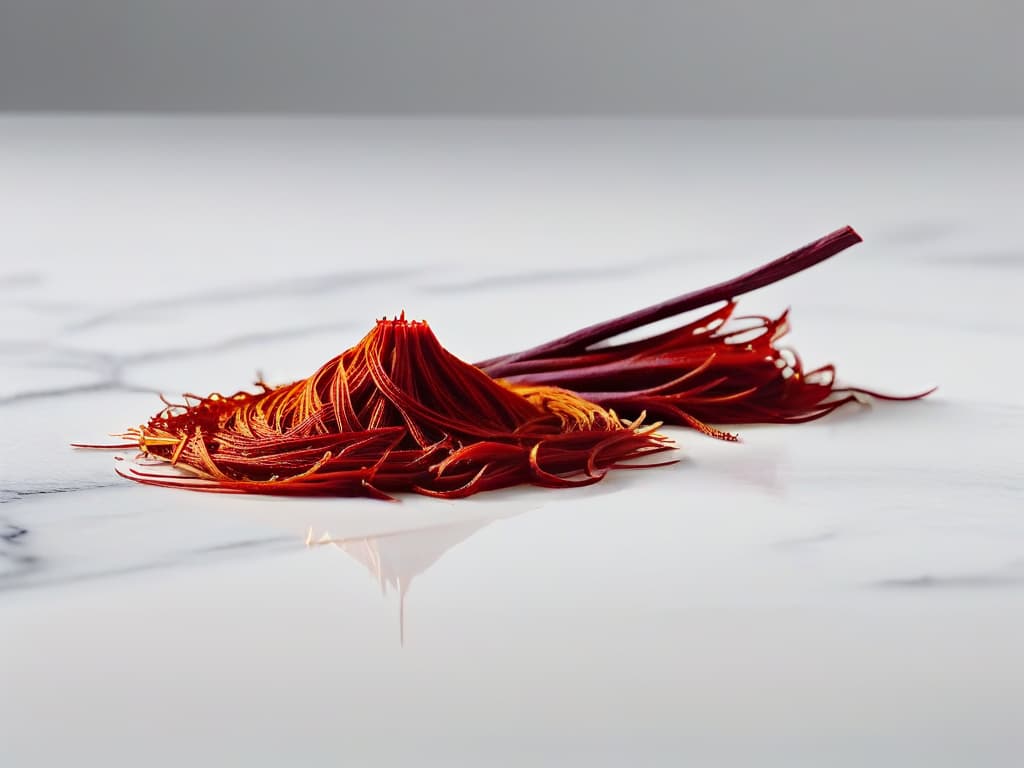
top-left (95, 317), bottom-right (674, 498)
top-left (78, 227), bottom-right (932, 498)
top-left (479, 226), bottom-right (932, 439)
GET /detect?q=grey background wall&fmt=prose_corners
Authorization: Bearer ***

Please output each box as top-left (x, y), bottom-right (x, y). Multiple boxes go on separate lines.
top-left (1, 0), bottom-right (1021, 114)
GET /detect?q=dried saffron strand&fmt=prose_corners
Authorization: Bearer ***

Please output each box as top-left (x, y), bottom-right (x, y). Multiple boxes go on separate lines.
top-left (80, 226), bottom-right (932, 499)
top-left (106, 317), bottom-right (673, 499)
top-left (477, 227), bottom-right (863, 370)
top-left (479, 226), bottom-right (931, 437)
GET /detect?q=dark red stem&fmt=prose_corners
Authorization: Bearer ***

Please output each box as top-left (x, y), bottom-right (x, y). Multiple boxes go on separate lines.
top-left (478, 226), bottom-right (862, 376)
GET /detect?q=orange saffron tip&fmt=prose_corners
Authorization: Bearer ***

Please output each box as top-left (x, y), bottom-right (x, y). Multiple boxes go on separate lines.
top-left (79, 226), bottom-right (932, 499)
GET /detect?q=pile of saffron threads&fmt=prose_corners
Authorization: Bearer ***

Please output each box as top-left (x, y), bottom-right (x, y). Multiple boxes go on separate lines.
top-left (79, 226), bottom-right (931, 499)
top-left (92, 317), bottom-right (674, 498)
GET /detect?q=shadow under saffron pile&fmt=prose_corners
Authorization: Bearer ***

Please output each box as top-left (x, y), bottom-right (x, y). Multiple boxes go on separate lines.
top-left (80, 226), bottom-right (930, 498)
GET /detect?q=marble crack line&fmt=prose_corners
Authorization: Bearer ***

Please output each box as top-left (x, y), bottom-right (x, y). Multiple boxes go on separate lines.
top-left (0, 380), bottom-right (156, 407)
top-left (118, 321), bottom-right (355, 365)
top-left (874, 559), bottom-right (1024, 590)
top-left (1, 523), bottom-right (28, 542)
top-left (0, 342), bottom-right (121, 379)
top-left (0, 322), bottom-right (359, 407)
top-left (423, 265), bottom-right (644, 294)
top-left (417, 250), bottom-right (692, 295)
top-left (0, 520), bottom-right (39, 579)
top-left (0, 482), bottom-right (125, 505)
top-left (0, 534), bottom-right (299, 594)
top-left (65, 268), bottom-right (419, 332)
top-left (925, 249), bottom-right (1024, 268)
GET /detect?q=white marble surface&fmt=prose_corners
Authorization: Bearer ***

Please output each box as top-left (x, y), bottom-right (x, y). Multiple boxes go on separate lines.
top-left (1, 117), bottom-right (1022, 767)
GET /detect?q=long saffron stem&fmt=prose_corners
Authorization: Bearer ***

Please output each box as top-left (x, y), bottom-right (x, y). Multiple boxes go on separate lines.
top-left (478, 226), bottom-right (862, 375)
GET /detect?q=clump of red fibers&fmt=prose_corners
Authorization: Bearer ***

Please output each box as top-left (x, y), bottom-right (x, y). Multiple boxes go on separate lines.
top-left (478, 226), bottom-right (931, 440)
top-left (97, 316), bottom-right (674, 499)
top-left (79, 226), bottom-right (932, 498)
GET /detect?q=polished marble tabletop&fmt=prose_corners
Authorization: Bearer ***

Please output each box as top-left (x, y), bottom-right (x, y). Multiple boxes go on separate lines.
top-left (1, 117), bottom-right (1021, 767)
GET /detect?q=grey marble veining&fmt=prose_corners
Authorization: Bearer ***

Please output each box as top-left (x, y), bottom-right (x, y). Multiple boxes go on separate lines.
top-left (1, 118), bottom-right (1022, 768)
